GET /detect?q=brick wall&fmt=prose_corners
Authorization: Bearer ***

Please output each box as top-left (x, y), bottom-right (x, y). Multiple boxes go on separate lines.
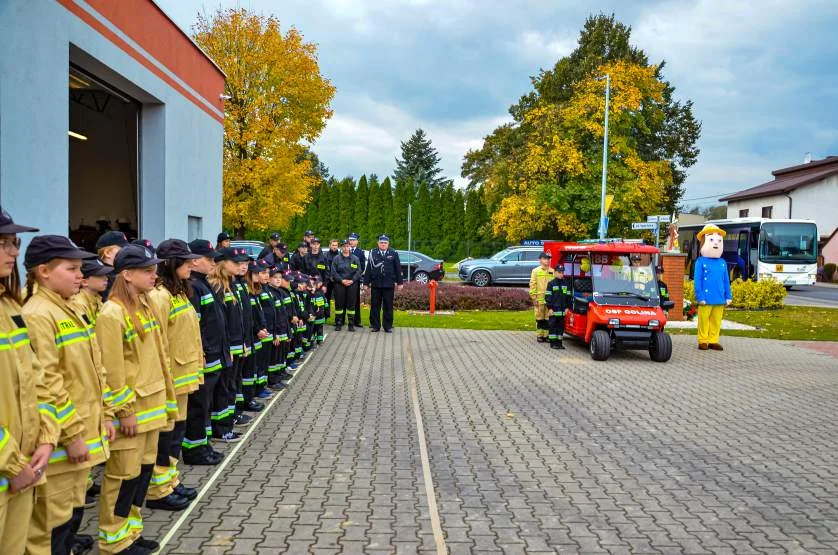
top-left (661, 253), bottom-right (687, 321)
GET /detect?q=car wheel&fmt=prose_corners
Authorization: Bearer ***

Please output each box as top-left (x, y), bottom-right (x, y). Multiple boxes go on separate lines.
top-left (649, 331), bottom-right (672, 362)
top-left (590, 329), bottom-right (611, 361)
top-left (471, 270), bottom-right (491, 287)
top-left (414, 271), bottom-right (429, 284)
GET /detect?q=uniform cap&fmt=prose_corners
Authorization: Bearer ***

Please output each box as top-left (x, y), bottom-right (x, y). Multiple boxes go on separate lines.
top-left (269, 232), bottom-right (281, 241)
top-left (113, 244), bottom-right (163, 273)
top-left (0, 207), bottom-right (38, 234)
top-left (348, 232), bottom-right (359, 240)
top-left (538, 252), bottom-right (552, 259)
top-left (214, 246), bottom-right (249, 263)
top-left (217, 232), bottom-right (231, 243)
top-left (96, 230), bottom-right (128, 249)
top-left (157, 238), bottom-right (202, 260)
top-left (275, 242), bottom-right (288, 251)
top-left (131, 239), bottom-right (156, 257)
top-left (311, 237), bottom-right (321, 243)
top-left (339, 239), bottom-right (349, 246)
top-left (188, 239), bottom-right (218, 258)
top-left (24, 235), bottom-right (96, 269)
top-left (81, 258), bottom-right (114, 277)
top-left (297, 241), bottom-right (308, 249)
top-left (304, 230), bottom-right (314, 236)
top-left (377, 234), bottom-right (390, 242)
top-left (269, 265), bottom-right (282, 276)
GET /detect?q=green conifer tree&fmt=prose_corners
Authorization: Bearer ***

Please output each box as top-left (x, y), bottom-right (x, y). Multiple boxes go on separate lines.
top-left (393, 129), bottom-right (447, 189)
top-left (353, 175), bottom-right (369, 241)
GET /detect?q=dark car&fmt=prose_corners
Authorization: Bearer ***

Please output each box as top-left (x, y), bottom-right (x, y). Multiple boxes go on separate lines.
top-left (395, 250), bottom-right (445, 284)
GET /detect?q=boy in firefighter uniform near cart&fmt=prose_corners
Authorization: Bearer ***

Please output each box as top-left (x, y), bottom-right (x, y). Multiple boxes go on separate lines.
top-left (545, 263), bottom-right (569, 350)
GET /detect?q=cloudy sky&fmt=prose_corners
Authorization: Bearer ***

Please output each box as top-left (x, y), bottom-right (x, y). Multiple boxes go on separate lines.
top-left (158, 0), bottom-right (838, 207)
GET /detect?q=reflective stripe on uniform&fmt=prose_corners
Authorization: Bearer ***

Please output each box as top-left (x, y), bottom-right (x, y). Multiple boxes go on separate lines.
top-left (150, 466), bottom-right (178, 486)
top-left (49, 434), bottom-right (109, 463)
top-left (110, 385), bottom-right (135, 408)
top-left (98, 518), bottom-right (143, 545)
top-left (203, 359), bottom-right (222, 374)
top-left (173, 372), bottom-right (200, 389)
top-left (0, 327), bottom-right (30, 350)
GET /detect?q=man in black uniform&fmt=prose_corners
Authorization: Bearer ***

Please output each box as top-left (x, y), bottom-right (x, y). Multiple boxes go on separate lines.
top-left (305, 237), bottom-right (330, 285)
top-left (289, 241), bottom-right (308, 272)
top-left (303, 230), bottom-right (315, 249)
top-left (263, 242), bottom-right (290, 269)
top-left (545, 264), bottom-right (569, 350)
top-left (258, 232), bottom-right (281, 259)
top-left (330, 239), bottom-right (361, 331)
top-left (323, 239), bottom-right (340, 318)
top-left (363, 235), bottom-right (403, 332)
top-left (656, 266), bottom-right (671, 308)
top-left (348, 232), bottom-right (366, 327)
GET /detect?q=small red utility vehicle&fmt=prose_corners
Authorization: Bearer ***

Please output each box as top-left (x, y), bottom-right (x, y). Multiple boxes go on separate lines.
top-left (543, 240), bottom-right (674, 362)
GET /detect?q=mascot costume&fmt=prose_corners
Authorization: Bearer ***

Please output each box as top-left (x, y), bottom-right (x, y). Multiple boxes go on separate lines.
top-left (694, 224), bottom-right (732, 350)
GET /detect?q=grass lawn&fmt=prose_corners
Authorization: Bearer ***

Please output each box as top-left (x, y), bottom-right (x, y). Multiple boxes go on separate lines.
top-left (350, 305), bottom-right (838, 341)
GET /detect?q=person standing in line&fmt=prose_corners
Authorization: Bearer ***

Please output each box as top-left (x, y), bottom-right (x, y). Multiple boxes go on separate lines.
top-left (323, 239), bottom-right (340, 319)
top-left (95, 231), bottom-right (128, 301)
top-left (69, 259), bottom-right (111, 327)
top-left (0, 210), bottom-right (58, 555)
top-left (145, 239), bottom-right (204, 511)
top-left (257, 232), bottom-right (281, 260)
top-left (362, 235), bottom-right (403, 333)
top-left (262, 241), bottom-right (289, 269)
top-left (182, 240), bottom-right (226, 465)
top-left (330, 239), bottom-right (361, 332)
top-left (305, 238), bottom-right (330, 290)
top-left (235, 254), bottom-right (264, 421)
top-left (347, 232), bottom-right (366, 327)
top-left (529, 252), bottom-right (553, 343)
top-left (289, 242), bottom-right (308, 272)
top-left (216, 233), bottom-right (232, 250)
top-left (21, 236), bottom-right (112, 555)
top-left (95, 245), bottom-right (175, 555)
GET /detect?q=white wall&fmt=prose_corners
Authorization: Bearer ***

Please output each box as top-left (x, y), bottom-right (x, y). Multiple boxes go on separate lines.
top-left (725, 175), bottom-right (838, 238)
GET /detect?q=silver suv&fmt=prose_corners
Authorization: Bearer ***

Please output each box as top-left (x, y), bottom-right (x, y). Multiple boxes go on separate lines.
top-left (457, 246), bottom-right (544, 287)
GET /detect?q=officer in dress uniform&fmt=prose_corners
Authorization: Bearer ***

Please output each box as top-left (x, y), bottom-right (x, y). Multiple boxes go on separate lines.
top-left (362, 235), bottom-right (403, 333)
top-left (348, 232), bottom-right (365, 327)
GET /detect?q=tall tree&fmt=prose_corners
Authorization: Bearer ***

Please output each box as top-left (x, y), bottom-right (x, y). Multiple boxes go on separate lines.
top-left (337, 177), bottom-right (355, 240)
top-left (194, 8), bottom-right (335, 236)
top-left (413, 181), bottom-right (432, 250)
top-left (462, 14), bottom-right (700, 240)
top-left (394, 129), bottom-right (447, 189)
top-left (391, 178), bottom-right (414, 249)
top-left (352, 175), bottom-right (369, 241)
top-left (366, 176), bottom-right (385, 243)
top-left (380, 177), bottom-right (394, 240)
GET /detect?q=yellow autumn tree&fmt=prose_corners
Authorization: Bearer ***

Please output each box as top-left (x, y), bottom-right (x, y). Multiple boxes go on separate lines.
top-left (488, 60), bottom-right (673, 242)
top-left (194, 9), bottom-right (335, 236)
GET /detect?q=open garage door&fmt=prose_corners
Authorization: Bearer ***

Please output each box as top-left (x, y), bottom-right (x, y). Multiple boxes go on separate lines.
top-left (68, 65), bottom-right (139, 252)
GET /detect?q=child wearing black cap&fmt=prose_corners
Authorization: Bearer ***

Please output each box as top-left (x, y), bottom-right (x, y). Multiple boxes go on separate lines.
top-left (289, 242), bottom-right (308, 272)
top-left (95, 244), bottom-right (176, 554)
top-left (144, 239), bottom-right (205, 511)
top-left (207, 248), bottom-right (247, 443)
top-left (242, 262), bottom-right (271, 407)
top-left (235, 255), bottom-right (263, 419)
top-left (545, 264), bottom-right (569, 350)
top-left (0, 215), bottom-right (60, 554)
top-left (310, 276), bottom-right (327, 344)
top-left (183, 240), bottom-right (227, 465)
top-left (69, 258), bottom-right (112, 327)
top-left (95, 231), bottom-right (128, 302)
top-left (21, 236), bottom-right (112, 554)
top-left (255, 263), bottom-right (280, 394)
top-left (264, 266), bottom-right (290, 388)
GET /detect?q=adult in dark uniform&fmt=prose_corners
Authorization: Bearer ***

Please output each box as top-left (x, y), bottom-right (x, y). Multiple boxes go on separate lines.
top-left (262, 242), bottom-right (290, 269)
top-left (362, 235), bottom-right (403, 332)
top-left (305, 237), bottom-right (330, 287)
top-left (330, 240), bottom-right (361, 331)
top-left (323, 239), bottom-right (340, 317)
top-left (302, 230), bottom-right (315, 249)
top-left (258, 232), bottom-right (281, 259)
top-left (289, 242), bottom-right (308, 272)
top-left (348, 232), bottom-right (365, 327)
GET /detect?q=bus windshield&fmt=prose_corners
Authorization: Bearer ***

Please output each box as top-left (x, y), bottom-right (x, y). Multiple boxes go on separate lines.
top-left (587, 254), bottom-right (660, 307)
top-left (759, 222), bottom-right (817, 263)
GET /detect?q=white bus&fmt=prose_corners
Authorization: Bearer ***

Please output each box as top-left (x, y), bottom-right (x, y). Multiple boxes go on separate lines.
top-left (678, 218), bottom-right (818, 287)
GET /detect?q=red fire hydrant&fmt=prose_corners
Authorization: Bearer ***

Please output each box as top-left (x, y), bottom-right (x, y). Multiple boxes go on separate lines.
top-left (428, 280), bottom-right (438, 315)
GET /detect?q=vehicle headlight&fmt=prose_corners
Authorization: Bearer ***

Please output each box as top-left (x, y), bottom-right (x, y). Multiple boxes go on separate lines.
top-left (608, 318), bottom-right (620, 326)
top-left (648, 319), bottom-right (660, 328)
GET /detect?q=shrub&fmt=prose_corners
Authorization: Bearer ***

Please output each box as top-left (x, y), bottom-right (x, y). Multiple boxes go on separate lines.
top-left (825, 263), bottom-right (837, 282)
top-left (362, 282), bottom-right (531, 311)
top-left (684, 277), bottom-right (786, 309)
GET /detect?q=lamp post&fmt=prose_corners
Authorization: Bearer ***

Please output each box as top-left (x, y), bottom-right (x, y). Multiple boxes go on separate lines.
top-left (598, 74), bottom-right (610, 241)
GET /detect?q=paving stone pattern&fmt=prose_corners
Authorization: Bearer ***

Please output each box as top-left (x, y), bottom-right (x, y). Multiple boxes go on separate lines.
top-left (83, 331), bottom-right (838, 554)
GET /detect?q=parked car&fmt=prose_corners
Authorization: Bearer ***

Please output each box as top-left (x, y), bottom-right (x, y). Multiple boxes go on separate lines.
top-left (230, 240), bottom-right (267, 259)
top-left (395, 250), bottom-right (445, 284)
top-left (457, 246), bottom-right (543, 287)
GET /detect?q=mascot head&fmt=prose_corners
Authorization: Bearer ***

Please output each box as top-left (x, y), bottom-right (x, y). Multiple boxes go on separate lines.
top-left (579, 257), bottom-right (591, 274)
top-left (697, 224), bottom-right (726, 259)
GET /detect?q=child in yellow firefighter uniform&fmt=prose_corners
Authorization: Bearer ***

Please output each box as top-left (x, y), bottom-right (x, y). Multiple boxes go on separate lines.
top-left (0, 209), bottom-right (59, 555)
top-left (529, 252), bottom-right (553, 343)
top-left (22, 236), bottom-right (115, 555)
top-left (145, 239), bottom-right (204, 511)
top-left (95, 244), bottom-right (177, 555)
top-left (69, 258), bottom-right (111, 326)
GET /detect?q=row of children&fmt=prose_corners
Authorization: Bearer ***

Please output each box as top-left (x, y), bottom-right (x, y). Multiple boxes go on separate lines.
top-left (0, 206), bottom-right (328, 555)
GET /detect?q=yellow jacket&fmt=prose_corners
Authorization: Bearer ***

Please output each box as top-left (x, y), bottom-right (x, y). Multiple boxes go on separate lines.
top-left (148, 286), bottom-right (203, 396)
top-left (23, 288), bottom-right (110, 474)
top-left (0, 286), bottom-right (59, 501)
top-left (529, 266), bottom-right (553, 303)
top-left (95, 295), bottom-right (176, 437)
top-left (69, 289), bottom-right (103, 327)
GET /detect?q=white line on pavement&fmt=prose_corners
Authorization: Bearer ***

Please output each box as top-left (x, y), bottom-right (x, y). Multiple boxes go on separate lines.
top-left (404, 337), bottom-right (448, 555)
top-left (154, 338), bottom-right (324, 554)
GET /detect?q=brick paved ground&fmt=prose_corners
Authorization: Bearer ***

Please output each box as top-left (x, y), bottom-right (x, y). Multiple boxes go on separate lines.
top-left (80, 330), bottom-right (838, 554)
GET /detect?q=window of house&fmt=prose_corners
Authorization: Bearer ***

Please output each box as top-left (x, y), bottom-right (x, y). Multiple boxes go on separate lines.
top-left (739, 209), bottom-right (749, 217)
top-left (761, 206), bottom-right (773, 218)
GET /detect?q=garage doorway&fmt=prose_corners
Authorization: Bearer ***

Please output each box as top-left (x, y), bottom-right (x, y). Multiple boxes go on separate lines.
top-left (68, 65), bottom-right (139, 252)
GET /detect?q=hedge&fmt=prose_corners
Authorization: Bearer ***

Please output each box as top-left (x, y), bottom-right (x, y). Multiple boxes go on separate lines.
top-left (684, 277), bottom-right (786, 310)
top-left (361, 282), bottom-right (531, 311)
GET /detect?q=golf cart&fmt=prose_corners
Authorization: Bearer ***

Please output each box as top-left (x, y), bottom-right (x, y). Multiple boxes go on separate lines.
top-left (544, 240), bottom-right (675, 362)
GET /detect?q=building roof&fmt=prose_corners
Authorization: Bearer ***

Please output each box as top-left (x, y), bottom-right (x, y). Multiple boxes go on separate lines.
top-left (720, 156), bottom-right (838, 202)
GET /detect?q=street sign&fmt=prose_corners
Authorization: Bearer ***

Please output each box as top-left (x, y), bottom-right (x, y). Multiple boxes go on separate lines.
top-left (521, 239), bottom-right (544, 246)
top-left (646, 214), bottom-right (671, 223)
top-left (632, 222), bottom-right (657, 230)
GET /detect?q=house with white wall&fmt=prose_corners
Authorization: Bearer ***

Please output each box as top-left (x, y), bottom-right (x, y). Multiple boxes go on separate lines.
top-left (720, 156), bottom-right (838, 242)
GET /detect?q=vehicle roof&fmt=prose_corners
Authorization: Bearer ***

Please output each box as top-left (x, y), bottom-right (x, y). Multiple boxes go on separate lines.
top-left (547, 241), bottom-right (660, 255)
top-left (230, 240), bottom-right (266, 245)
top-left (679, 218), bottom-right (817, 230)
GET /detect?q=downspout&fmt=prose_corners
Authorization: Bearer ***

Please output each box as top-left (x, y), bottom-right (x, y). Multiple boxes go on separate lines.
top-left (784, 192), bottom-right (792, 218)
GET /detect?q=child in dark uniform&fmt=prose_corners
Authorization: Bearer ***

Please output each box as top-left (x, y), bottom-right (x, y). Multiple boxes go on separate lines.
top-left (545, 264), bottom-right (570, 350)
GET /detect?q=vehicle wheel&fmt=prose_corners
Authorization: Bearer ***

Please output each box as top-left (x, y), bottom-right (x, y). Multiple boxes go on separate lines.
top-left (414, 271), bottom-right (429, 284)
top-left (589, 329), bottom-right (611, 361)
top-left (471, 270), bottom-right (491, 287)
top-left (649, 331), bottom-right (672, 362)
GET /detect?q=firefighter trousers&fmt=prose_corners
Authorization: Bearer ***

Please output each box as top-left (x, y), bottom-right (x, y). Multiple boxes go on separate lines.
top-left (211, 360), bottom-right (236, 436)
top-left (548, 315), bottom-right (565, 345)
top-left (27, 467), bottom-right (88, 555)
top-left (98, 430), bottom-right (159, 554)
top-left (0, 488), bottom-right (35, 554)
top-left (183, 370), bottom-right (219, 455)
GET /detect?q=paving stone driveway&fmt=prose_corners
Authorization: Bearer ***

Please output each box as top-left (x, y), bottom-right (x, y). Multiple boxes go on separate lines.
top-left (83, 330), bottom-right (838, 554)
